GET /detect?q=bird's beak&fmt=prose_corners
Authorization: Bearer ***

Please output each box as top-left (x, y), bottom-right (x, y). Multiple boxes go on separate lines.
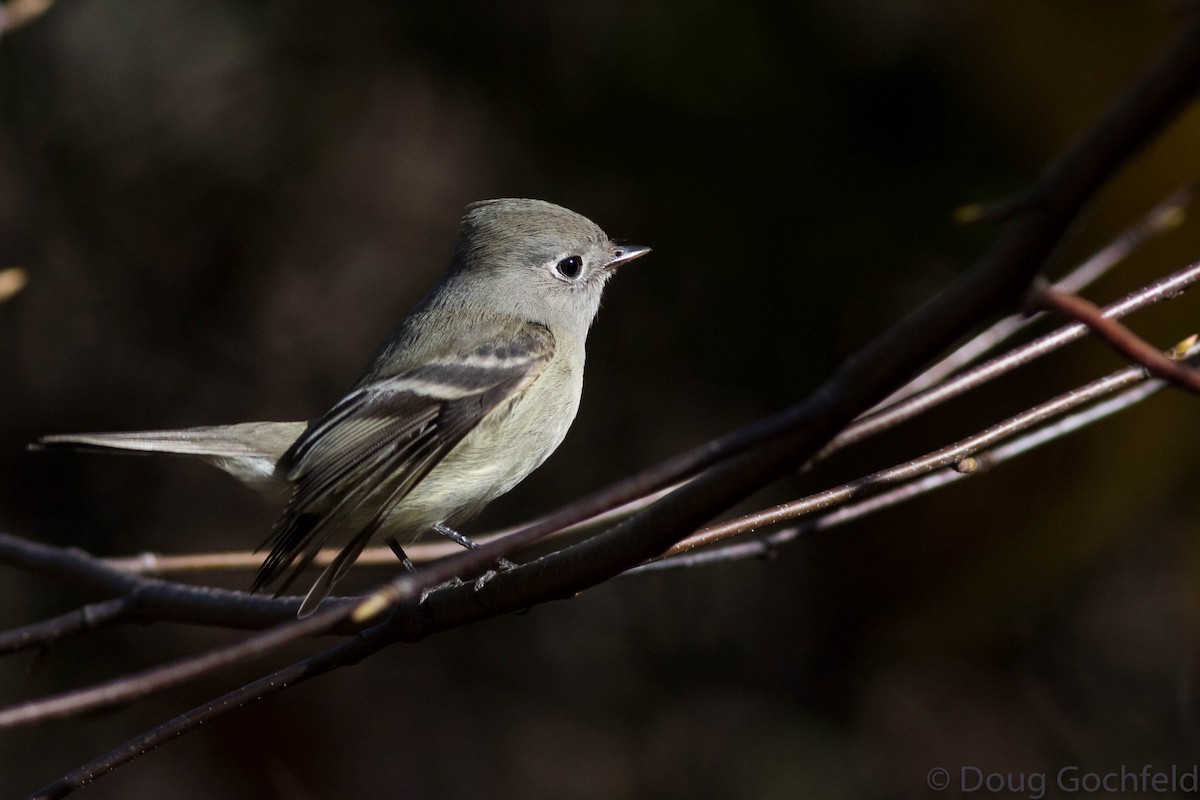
top-left (608, 244), bottom-right (652, 269)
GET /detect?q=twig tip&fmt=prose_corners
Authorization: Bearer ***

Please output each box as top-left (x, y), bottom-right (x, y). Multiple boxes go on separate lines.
top-left (0, 266), bottom-right (28, 303)
top-left (952, 203), bottom-right (988, 225)
top-left (351, 593), bottom-right (391, 623)
top-left (1150, 204), bottom-right (1187, 231)
top-left (1170, 334), bottom-right (1198, 359)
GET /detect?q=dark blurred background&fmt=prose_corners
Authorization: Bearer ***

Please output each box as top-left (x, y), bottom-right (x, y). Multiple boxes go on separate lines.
top-left (3, 1), bottom-right (1200, 797)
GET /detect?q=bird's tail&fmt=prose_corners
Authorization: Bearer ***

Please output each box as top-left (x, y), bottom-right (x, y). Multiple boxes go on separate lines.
top-left (34, 421), bottom-right (308, 488)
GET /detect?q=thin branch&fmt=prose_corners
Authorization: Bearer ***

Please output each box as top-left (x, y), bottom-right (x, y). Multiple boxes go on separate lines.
top-left (8, 274), bottom-right (1186, 651)
top-left (0, 532), bottom-right (362, 635)
top-left (28, 628), bottom-right (394, 800)
top-left (652, 344), bottom-right (1197, 560)
top-left (1037, 283), bottom-right (1200, 392)
top-left (0, 592), bottom-right (389, 727)
top-left (0, 0), bottom-right (55, 36)
top-left (882, 181), bottom-right (1197, 406)
top-left (100, 482), bottom-right (683, 576)
top-left (824, 260), bottom-right (1200, 454)
top-left (632, 358), bottom-right (1181, 574)
top-left (0, 266), bottom-right (28, 303)
top-left (952, 190), bottom-right (1041, 225)
top-left (0, 599), bottom-right (131, 656)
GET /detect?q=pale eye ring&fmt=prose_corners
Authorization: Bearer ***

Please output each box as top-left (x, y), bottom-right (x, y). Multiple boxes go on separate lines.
top-left (555, 255), bottom-right (584, 280)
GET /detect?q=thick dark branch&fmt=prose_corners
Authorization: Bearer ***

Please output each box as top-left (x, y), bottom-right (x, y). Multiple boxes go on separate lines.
top-left (0, 534), bottom-right (139, 598)
top-left (0, 532), bottom-right (365, 640)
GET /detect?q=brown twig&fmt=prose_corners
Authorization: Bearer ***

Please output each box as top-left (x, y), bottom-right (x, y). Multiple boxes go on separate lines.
top-left (27, 628), bottom-right (394, 800)
top-left (823, 261), bottom-right (1200, 454)
top-left (653, 345), bottom-right (1199, 560)
top-left (953, 189), bottom-right (1043, 225)
top-left (634, 358), bottom-right (1185, 574)
top-left (883, 181), bottom-right (1197, 406)
top-left (0, 532), bottom-right (365, 638)
top-left (0, 0), bottom-right (55, 36)
top-left (0, 593), bottom-right (385, 727)
top-left (100, 483), bottom-right (682, 576)
top-left (0, 599), bottom-right (130, 655)
top-left (1037, 283), bottom-right (1200, 393)
top-left (0, 267), bottom-right (28, 303)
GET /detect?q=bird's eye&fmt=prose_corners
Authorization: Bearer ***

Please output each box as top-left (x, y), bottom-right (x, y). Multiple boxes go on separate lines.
top-left (554, 255), bottom-right (584, 280)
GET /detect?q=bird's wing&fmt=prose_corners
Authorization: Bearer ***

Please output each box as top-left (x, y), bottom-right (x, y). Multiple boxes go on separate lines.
top-left (254, 322), bottom-right (556, 610)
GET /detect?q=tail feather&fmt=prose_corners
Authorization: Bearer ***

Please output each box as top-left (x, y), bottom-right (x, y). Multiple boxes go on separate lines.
top-left (35, 421), bottom-right (308, 488)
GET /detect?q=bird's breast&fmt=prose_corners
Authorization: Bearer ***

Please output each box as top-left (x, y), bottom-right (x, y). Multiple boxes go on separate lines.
top-left (376, 353), bottom-right (583, 537)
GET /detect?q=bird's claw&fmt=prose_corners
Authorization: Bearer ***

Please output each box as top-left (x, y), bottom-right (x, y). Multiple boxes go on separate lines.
top-left (419, 575), bottom-right (465, 604)
top-left (473, 569), bottom-right (497, 591)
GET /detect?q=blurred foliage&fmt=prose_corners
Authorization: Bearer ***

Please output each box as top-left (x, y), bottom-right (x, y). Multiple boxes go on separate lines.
top-left (2, 1), bottom-right (1200, 797)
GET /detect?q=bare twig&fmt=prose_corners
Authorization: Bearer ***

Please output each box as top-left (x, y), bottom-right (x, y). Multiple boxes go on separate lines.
top-left (0, 593), bottom-right (383, 727)
top-left (0, 532), bottom-right (362, 635)
top-left (1037, 283), bottom-right (1200, 393)
top-left (883, 182), bottom-right (1196, 406)
top-left (633, 355), bottom-right (1186, 574)
top-left (0, 266), bottom-right (28, 303)
top-left (100, 482), bottom-right (683, 576)
top-left (27, 627), bottom-right (393, 800)
top-left (824, 261), bottom-right (1200, 454)
top-left (0, 0), bottom-right (54, 35)
top-left (953, 190), bottom-right (1042, 225)
top-left (0, 599), bottom-right (130, 655)
top-left (652, 344), bottom-right (1199, 560)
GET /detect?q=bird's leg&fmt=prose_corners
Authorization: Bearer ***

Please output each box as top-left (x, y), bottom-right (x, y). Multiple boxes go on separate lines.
top-left (432, 523), bottom-right (517, 589)
top-left (389, 535), bottom-right (464, 602)
top-left (432, 523), bottom-right (517, 568)
top-left (385, 537), bottom-right (417, 574)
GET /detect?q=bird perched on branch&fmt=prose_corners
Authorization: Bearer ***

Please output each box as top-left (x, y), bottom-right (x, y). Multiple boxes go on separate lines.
top-left (38, 198), bottom-right (650, 615)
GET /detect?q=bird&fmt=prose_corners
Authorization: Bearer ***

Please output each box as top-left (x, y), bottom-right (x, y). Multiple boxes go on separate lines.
top-left (38, 198), bottom-right (650, 615)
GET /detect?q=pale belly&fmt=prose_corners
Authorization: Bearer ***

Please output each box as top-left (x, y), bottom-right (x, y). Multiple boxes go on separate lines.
top-left (365, 360), bottom-right (582, 541)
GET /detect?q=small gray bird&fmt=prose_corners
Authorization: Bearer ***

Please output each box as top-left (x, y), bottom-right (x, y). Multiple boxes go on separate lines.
top-left (40, 199), bottom-right (650, 615)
